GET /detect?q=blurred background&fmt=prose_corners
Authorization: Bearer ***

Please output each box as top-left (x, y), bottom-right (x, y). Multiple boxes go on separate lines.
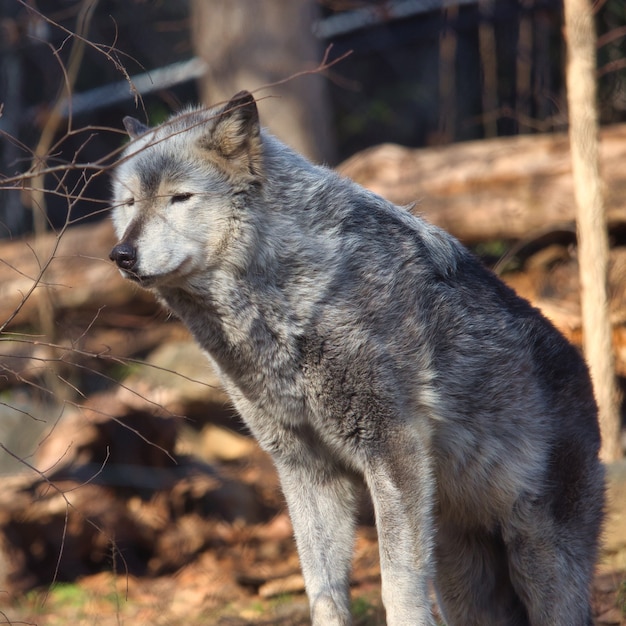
top-left (1, 1), bottom-right (626, 624)
top-left (2, 0), bottom-right (626, 232)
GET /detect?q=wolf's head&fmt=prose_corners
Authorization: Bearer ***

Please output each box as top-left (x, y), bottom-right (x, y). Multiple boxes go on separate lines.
top-left (109, 91), bottom-right (262, 289)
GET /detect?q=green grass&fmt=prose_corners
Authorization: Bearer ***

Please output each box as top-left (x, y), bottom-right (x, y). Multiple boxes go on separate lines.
top-left (11, 582), bottom-right (122, 625)
top-left (352, 594), bottom-right (385, 625)
top-left (47, 582), bottom-right (90, 607)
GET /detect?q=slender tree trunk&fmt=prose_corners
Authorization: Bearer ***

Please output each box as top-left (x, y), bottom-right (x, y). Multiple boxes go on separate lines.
top-left (438, 5), bottom-right (458, 143)
top-left (478, 0), bottom-right (498, 138)
top-left (0, 3), bottom-right (26, 235)
top-left (563, 0), bottom-right (622, 461)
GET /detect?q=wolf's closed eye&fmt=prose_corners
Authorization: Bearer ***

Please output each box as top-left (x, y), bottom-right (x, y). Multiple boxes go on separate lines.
top-left (171, 193), bottom-right (193, 203)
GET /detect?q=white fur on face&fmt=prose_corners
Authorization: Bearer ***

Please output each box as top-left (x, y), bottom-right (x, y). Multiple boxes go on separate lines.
top-left (111, 120), bottom-right (235, 286)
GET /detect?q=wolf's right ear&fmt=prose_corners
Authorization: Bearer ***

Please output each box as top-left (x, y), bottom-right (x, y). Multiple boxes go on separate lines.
top-left (123, 116), bottom-right (150, 139)
top-left (211, 91), bottom-right (260, 157)
top-left (203, 91), bottom-right (262, 177)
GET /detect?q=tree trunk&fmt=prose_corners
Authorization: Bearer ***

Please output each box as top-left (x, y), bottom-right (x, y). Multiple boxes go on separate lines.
top-left (563, 0), bottom-right (622, 461)
top-left (189, 0), bottom-right (336, 164)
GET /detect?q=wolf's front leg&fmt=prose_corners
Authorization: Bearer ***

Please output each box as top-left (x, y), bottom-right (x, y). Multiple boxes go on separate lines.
top-left (364, 428), bottom-right (436, 626)
top-left (274, 451), bottom-right (358, 626)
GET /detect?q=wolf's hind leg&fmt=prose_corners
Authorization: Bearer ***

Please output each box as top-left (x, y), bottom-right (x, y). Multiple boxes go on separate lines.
top-left (503, 506), bottom-right (599, 626)
top-left (502, 449), bottom-right (603, 626)
top-left (434, 522), bottom-right (530, 626)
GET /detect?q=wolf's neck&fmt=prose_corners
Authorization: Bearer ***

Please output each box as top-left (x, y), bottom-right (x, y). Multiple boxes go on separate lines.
top-left (157, 273), bottom-right (304, 401)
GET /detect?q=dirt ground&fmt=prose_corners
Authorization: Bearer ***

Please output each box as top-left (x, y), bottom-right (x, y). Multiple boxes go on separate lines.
top-left (2, 534), bottom-right (624, 626)
top-left (1, 445), bottom-right (625, 626)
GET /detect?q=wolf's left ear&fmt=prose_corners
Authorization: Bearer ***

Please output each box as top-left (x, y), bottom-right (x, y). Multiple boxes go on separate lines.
top-left (123, 116), bottom-right (150, 139)
top-left (209, 91), bottom-right (261, 174)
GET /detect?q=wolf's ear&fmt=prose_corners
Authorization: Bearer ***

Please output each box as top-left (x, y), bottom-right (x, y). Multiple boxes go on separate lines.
top-left (123, 116), bottom-right (150, 139)
top-left (211, 91), bottom-right (260, 158)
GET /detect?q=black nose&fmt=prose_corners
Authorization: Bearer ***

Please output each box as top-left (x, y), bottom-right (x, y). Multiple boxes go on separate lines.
top-left (109, 242), bottom-right (137, 271)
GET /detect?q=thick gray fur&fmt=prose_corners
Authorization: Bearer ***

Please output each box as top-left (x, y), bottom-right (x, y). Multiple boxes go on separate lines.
top-left (110, 91), bottom-right (605, 626)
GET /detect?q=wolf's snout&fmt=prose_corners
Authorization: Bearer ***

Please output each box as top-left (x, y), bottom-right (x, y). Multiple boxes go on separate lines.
top-left (109, 242), bottom-right (137, 271)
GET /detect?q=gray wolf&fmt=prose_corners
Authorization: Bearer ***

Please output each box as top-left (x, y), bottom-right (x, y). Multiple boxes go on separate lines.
top-left (109, 91), bottom-right (604, 625)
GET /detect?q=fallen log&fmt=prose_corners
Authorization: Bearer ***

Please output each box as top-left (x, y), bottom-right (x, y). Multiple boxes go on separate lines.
top-left (337, 124), bottom-right (626, 244)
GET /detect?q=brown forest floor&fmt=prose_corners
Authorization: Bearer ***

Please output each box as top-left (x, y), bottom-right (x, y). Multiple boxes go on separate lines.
top-left (3, 532), bottom-right (625, 626)
top-left (2, 535), bottom-right (625, 626)
top-left (1, 444), bottom-right (625, 626)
